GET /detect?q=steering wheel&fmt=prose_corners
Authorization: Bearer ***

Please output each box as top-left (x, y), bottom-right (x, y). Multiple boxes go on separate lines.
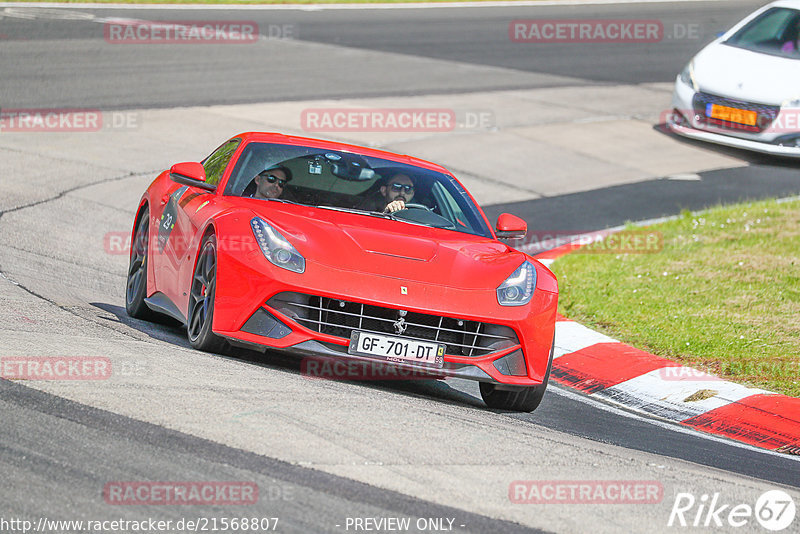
top-left (400, 203), bottom-right (432, 211)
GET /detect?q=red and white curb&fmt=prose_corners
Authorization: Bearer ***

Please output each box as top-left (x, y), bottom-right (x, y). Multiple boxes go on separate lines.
top-left (531, 240), bottom-right (800, 455)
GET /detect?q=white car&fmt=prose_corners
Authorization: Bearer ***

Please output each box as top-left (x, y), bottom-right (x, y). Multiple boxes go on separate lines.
top-left (668, 0), bottom-right (800, 157)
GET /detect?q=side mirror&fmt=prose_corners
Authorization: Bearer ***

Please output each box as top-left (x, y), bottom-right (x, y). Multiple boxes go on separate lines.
top-left (496, 213), bottom-right (527, 239)
top-left (169, 162), bottom-right (216, 192)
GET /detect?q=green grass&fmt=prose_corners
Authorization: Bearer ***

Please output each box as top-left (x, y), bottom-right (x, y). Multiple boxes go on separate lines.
top-left (551, 198), bottom-right (800, 397)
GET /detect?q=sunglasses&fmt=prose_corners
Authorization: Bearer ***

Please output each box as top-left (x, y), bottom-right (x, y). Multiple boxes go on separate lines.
top-left (390, 183), bottom-right (414, 194)
top-left (260, 173), bottom-right (289, 187)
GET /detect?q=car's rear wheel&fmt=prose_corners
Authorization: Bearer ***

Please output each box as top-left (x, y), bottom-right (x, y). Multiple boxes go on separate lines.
top-left (187, 234), bottom-right (228, 353)
top-left (480, 341), bottom-right (554, 412)
top-left (125, 207), bottom-right (156, 320)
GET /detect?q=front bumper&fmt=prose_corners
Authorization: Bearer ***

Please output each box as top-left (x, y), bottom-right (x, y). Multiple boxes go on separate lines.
top-left (217, 294), bottom-right (553, 387)
top-left (667, 77), bottom-right (800, 158)
top-left (212, 245), bottom-right (557, 387)
top-left (224, 336), bottom-right (498, 382)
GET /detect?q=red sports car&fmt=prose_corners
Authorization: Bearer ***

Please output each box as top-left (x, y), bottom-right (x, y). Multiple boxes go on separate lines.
top-left (126, 132), bottom-right (558, 411)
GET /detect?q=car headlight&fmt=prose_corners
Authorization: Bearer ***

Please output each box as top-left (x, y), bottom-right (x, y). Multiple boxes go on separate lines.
top-left (679, 60), bottom-right (698, 91)
top-left (497, 261), bottom-right (536, 306)
top-left (784, 96), bottom-right (800, 108)
top-left (250, 217), bottom-right (305, 273)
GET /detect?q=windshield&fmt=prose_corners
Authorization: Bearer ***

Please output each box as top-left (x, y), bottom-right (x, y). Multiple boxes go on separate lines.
top-left (224, 141), bottom-right (493, 238)
top-left (724, 7), bottom-right (800, 59)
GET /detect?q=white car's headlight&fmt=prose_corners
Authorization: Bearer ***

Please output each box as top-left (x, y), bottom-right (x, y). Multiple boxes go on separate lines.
top-left (785, 96), bottom-right (800, 108)
top-left (250, 217), bottom-right (305, 273)
top-left (497, 261), bottom-right (536, 306)
top-left (679, 60), bottom-right (697, 91)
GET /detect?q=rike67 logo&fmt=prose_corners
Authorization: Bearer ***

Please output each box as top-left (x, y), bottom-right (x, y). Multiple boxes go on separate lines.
top-left (668, 490), bottom-right (796, 531)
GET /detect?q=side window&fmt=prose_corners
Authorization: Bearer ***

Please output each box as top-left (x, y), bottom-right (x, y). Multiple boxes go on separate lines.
top-left (429, 178), bottom-right (492, 237)
top-left (431, 182), bottom-right (470, 231)
top-left (202, 138), bottom-right (241, 187)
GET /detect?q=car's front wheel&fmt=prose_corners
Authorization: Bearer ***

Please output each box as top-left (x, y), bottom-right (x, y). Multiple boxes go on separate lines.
top-left (479, 342), bottom-right (554, 412)
top-left (187, 234), bottom-right (227, 353)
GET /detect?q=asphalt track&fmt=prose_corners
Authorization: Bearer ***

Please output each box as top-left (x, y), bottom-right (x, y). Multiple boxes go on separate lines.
top-left (0, 0), bottom-right (766, 108)
top-left (1, 1), bottom-right (800, 533)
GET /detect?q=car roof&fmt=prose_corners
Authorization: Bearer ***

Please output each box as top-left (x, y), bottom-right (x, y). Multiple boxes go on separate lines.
top-left (234, 132), bottom-right (453, 176)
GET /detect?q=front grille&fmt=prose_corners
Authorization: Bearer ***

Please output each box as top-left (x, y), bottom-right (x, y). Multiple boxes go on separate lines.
top-left (267, 292), bottom-right (519, 357)
top-left (693, 92), bottom-right (780, 133)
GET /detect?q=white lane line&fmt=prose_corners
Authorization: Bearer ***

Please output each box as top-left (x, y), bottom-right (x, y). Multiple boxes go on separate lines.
top-left (665, 172), bottom-right (702, 181)
top-left (548, 384), bottom-right (800, 462)
top-left (552, 319), bottom-right (617, 359)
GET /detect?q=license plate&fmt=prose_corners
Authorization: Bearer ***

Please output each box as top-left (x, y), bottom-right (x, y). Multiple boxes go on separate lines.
top-left (706, 103), bottom-right (757, 126)
top-left (348, 331), bottom-right (445, 368)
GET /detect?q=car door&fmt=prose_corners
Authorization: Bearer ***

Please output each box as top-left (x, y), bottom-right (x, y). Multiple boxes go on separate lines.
top-left (167, 138), bottom-right (241, 317)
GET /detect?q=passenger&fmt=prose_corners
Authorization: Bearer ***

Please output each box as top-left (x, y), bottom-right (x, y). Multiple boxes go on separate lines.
top-left (252, 165), bottom-right (292, 200)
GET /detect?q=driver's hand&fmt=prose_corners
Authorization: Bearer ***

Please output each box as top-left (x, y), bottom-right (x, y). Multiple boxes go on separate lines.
top-left (384, 200), bottom-right (405, 213)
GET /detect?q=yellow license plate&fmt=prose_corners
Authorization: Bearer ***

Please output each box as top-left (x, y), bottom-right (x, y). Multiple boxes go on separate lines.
top-left (707, 104), bottom-right (757, 126)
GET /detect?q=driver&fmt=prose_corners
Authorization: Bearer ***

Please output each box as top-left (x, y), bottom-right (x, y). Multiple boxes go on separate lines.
top-left (781, 21), bottom-right (800, 53)
top-left (380, 173), bottom-right (416, 213)
top-left (252, 165), bottom-right (292, 200)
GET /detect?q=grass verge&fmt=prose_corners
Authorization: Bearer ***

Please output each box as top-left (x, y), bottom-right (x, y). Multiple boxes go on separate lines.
top-left (550, 198), bottom-right (800, 397)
